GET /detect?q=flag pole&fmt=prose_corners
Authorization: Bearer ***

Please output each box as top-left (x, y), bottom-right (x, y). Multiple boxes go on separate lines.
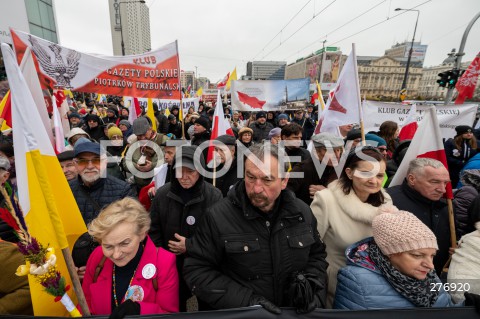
top-left (351, 43), bottom-right (365, 146)
top-left (213, 155), bottom-right (217, 187)
top-left (30, 151), bottom-right (90, 316)
top-left (175, 41), bottom-right (185, 140)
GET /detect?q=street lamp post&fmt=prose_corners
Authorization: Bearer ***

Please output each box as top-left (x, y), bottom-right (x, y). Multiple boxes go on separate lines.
top-left (116, 0), bottom-right (145, 56)
top-left (395, 8), bottom-right (420, 97)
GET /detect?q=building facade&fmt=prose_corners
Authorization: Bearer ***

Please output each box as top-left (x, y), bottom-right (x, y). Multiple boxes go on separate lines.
top-left (246, 61), bottom-right (286, 80)
top-left (0, 0), bottom-right (58, 81)
top-left (357, 56), bottom-right (423, 99)
top-left (180, 71), bottom-right (195, 90)
top-left (196, 76), bottom-right (210, 90)
top-left (109, 0), bottom-right (151, 56)
top-left (384, 41), bottom-right (428, 65)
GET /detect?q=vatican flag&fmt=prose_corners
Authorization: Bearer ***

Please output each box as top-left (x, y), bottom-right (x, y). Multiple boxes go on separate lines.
top-left (2, 43), bottom-right (87, 316)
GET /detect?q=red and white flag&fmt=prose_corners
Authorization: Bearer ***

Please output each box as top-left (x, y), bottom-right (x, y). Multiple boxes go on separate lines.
top-left (207, 91), bottom-right (235, 163)
top-left (314, 45), bottom-right (362, 135)
top-left (52, 96), bottom-right (65, 154)
top-left (126, 97), bottom-right (142, 124)
top-left (398, 104), bottom-right (418, 141)
top-left (455, 52), bottom-right (480, 105)
top-left (217, 72), bottom-right (230, 89)
top-left (389, 106), bottom-right (453, 199)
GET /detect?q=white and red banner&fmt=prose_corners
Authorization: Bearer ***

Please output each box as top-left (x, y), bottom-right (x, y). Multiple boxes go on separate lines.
top-left (389, 106), bottom-right (453, 198)
top-left (231, 78), bottom-right (310, 111)
top-left (314, 46), bottom-right (362, 134)
top-left (363, 100), bottom-right (476, 139)
top-left (455, 52), bottom-right (480, 105)
top-left (11, 29), bottom-right (180, 99)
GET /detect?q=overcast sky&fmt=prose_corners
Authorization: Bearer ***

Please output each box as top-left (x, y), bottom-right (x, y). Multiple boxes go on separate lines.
top-left (54, 0), bottom-right (480, 83)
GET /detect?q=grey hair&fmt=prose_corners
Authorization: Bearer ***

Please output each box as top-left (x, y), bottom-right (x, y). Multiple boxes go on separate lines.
top-left (247, 143), bottom-right (290, 175)
top-left (0, 156), bottom-right (10, 171)
top-left (407, 158), bottom-right (445, 176)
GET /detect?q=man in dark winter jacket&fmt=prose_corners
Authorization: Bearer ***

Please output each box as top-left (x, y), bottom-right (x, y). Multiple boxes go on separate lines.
top-left (167, 114), bottom-right (183, 139)
top-left (69, 141), bottom-right (136, 225)
top-left (291, 109), bottom-right (316, 141)
top-left (280, 123), bottom-right (311, 164)
top-left (184, 144), bottom-right (328, 314)
top-left (249, 111), bottom-right (274, 143)
top-left (287, 132), bottom-right (343, 205)
top-left (149, 145), bottom-right (222, 311)
top-left (386, 158), bottom-right (452, 276)
top-left (154, 103), bottom-right (169, 134)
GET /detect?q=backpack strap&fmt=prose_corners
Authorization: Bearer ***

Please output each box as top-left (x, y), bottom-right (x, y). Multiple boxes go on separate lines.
top-left (93, 256), bottom-right (107, 283)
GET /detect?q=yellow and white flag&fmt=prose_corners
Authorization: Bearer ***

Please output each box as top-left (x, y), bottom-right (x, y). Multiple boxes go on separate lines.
top-left (2, 43), bottom-right (87, 316)
top-left (147, 98), bottom-right (157, 131)
top-left (225, 67), bottom-right (237, 91)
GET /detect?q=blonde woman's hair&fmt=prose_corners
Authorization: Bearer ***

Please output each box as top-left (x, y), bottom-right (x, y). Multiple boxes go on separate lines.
top-left (88, 197), bottom-right (151, 242)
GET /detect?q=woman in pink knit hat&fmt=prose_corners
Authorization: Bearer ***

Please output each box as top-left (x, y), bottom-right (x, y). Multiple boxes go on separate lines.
top-left (333, 207), bottom-right (464, 309)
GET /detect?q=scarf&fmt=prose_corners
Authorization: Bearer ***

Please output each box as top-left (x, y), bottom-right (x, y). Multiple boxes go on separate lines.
top-left (369, 242), bottom-right (439, 307)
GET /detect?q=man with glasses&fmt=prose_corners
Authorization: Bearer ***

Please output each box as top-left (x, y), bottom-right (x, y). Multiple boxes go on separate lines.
top-left (69, 140), bottom-right (136, 225)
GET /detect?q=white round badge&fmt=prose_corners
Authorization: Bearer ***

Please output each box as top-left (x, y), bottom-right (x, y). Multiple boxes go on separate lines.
top-left (142, 263), bottom-right (156, 280)
top-left (186, 216), bottom-right (196, 225)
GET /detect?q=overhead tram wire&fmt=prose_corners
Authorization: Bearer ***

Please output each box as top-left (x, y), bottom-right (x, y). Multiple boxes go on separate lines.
top-left (252, 0), bottom-right (313, 61)
top-left (283, 0), bottom-right (386, 60)
top-left (260, 0), bottom-right (338, 60)
top-left (327, 0), bottom-right (431, 47)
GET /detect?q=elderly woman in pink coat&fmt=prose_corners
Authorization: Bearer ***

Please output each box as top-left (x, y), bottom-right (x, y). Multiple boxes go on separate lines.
top-left (82, 197), bottom-right (179, 317)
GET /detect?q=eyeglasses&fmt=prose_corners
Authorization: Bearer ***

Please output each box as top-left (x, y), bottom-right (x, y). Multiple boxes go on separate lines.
top-left (74, 158), bottom-right (101, 167)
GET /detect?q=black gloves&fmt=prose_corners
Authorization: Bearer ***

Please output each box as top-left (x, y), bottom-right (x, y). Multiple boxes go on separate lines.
top-left (109, 299), bottom-right (141, 319)
top-left (249, 294), bottom-right (282, 314)
top-left (287, 271), bottom-right (324, 314)
top-left (465, 292), bottom-right (480, 313)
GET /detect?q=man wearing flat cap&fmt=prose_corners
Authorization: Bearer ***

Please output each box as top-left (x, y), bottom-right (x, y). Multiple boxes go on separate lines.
top-left (288, 132), bottom-right (344, 205)
top-left (68, 112), bottom-right (83, 129)
top-left (207, 134), bottom-right (242, 197)
top-left (149, 145), bottom-right (222, 311)
top-left (57, 150), bottom-right (78, 181)
top-left (249, 111), bottom-right (274, 143)
top-left (444, 125), bottom-right (477, 187)
top-left (291, 109), bottom-right (316, 141)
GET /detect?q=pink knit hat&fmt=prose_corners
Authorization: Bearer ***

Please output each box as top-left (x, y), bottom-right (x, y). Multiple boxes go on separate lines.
top-left (372, 207), bottom-right (438, 255)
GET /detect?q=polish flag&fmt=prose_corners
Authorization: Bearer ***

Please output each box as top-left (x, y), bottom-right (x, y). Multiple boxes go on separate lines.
top-left (389, 106), bottom-right (453, 199)
top-left (217, 72), bottom-right (230, 89)
top-left (126, 96), bottom-right (142, 124)
top-left (51, 96), bottom-right (65, 154)
top-left (455, 52), bottom-right (480, 105)
top-left (207, 91), bottom-right (235, 163)
top-left (314, 45), bottom-right (362, 135)
top-left (398, 104), bottom-right (418, 141)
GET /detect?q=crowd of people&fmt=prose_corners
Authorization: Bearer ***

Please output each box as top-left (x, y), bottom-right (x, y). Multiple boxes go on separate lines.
top-left (1, 95), bottom-right (480, 317)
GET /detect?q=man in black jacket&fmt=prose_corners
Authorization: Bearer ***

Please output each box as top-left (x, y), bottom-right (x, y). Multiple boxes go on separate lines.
top-left (249, 111), bottom-right (274, 143)
top-left (386, 158), bottom-right (452, 276)
top-left (280, 123), bottom-right (311, 165)
top-left (184, 144), bottom-right (328, 313)
top-left (149, 145), bottom-right (222, 311)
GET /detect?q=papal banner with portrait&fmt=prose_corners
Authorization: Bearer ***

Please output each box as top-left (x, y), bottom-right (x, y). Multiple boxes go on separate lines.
top-left (231, 78), bottom-right (309, 112)
top-left (363, 100), bottom-right (477, 139)
top-left (10, 29), bottom-right (180, 99)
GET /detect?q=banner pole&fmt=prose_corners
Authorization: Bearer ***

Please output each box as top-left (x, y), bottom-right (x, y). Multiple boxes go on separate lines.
top-left (351, 43), bottom-right (365, 146)
top-left (175, 40), bottom-right (185, 140)
top-left (61, 247), bottom-right (91, 316)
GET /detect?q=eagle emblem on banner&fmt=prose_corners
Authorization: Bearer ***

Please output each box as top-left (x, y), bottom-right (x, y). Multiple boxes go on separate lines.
top-left (28, 35), bottom-right (81, 88)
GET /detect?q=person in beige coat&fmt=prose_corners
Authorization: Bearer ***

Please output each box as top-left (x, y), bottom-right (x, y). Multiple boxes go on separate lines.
top-left (448, 221), bottom-right (480, 303)
top-left (310, 146), bottom-right (394, 307)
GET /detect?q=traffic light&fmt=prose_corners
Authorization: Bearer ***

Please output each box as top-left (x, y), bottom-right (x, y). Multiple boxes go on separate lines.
top-left (447, 69), bottom-right (463, 89)
top-left (437, 71), bottom-right (451, 88)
